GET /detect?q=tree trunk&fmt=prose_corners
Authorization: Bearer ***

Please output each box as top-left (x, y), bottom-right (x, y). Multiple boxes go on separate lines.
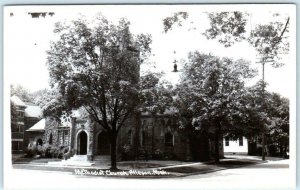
top-left (279, 144), bottom-right (283, 158)
top-left (110, 131), bottom-right (118, 171)
top-left (214, 127), bottom-right (220, 164)
top-left (262, 133), bottom-right (266, 161)
top-left (283, 142), bottom-right (287, 158)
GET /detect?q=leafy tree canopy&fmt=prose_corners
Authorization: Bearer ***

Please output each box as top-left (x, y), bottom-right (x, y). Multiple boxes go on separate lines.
top-left (176, 52), bottom-right (257, 133)
top-left (46, 14), bottom-right (152, 170)
top-left (10, 84), bottom-right (33, 103)
top-left (163, 11), bottom-right (290, 67)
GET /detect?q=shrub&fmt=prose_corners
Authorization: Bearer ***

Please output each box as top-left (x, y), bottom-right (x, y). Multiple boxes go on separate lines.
top-left (26, 143), bottom-right (37, 158)
top-left (152, 149), bottom-right (163, 160)
top-left (58, 146), bottom-right (69, 159)
top-left (121, 144), bottom-right (135, 161)
top-left (41, 144), bottom-right (52, 158)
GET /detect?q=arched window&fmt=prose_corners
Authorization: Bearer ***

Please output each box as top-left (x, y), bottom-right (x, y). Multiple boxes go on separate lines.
top-left (49, 133), bottom-right (53, 145)
top-left (165, 132), bottom-right (173, 147)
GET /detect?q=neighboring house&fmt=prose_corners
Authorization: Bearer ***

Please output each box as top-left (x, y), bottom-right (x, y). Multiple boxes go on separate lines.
top-left (26, 118), bottom-right (45, 148)
top-left (24, 102), bottom-right (43, 151)
top-left (223, 136), bottom-right (248, 155)
top-left (10, 96), bottom-right (42, 154)
top-left (11, 96), bottom-right (26, 154)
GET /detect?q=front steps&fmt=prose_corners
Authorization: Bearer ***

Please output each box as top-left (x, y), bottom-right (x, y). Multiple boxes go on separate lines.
top-left (48, 155), bottom-right (95, 167)
top-left (94, 155), bottom-right (111, 163)
top-left (47, 155), bottom-right (112, 167)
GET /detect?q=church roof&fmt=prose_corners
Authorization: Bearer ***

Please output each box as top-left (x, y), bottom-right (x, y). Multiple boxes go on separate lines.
top-left (25, 105), bottom-right (42, 118)
top-left (11, 95), bottom-right (26, 107)
top-left (26, 118), bottom-right (45, 132)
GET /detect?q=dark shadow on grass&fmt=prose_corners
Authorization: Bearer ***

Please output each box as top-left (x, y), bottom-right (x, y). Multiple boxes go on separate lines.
top-left (117, 162), bottom-right (165, 169)
top-left (164, 166), bottom-right (212, 174)
top-left (248, 163), bottom-right (289, 169)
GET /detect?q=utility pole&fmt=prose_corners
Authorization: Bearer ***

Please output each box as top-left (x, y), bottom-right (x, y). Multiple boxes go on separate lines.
top-left (261, 61), bottom-right (266, 161)
top-left (256, 58), bottom-right (273, 161)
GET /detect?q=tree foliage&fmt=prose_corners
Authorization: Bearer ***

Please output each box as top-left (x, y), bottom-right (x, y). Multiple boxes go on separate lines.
top-left (175, 52), bottom-right (257, 162)
top-left (248, 17), bottom-right (289, 67)
top-left (10, 84), bottom-right (33, 103)
top-left (32, 88), bottom-right (65, 117)
top-left (265, 93), bottom-right (289, 147)
top-left (163, 12), bottom-right (189, 33)
top-left (203, 12), bottom-right (248, 47)
top-left (163, 11), bottom-right (290, 67)
top-left (139, 72), bottom-right (173, 115)
top-left (46, 14), bottom-right (152, 170)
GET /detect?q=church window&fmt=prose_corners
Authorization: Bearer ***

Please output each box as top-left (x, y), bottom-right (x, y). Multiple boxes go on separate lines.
top-left (165, 132), bottom-right (173, 147)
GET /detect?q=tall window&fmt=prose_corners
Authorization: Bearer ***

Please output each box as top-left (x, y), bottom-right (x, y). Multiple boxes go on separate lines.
top-left (64, 130), bottom-right (69, 146)
top-left (49, 133), bottom-right (53, 145)
top-left (165, 132), bottom-right (173, 147)
top-left (12, 141), bottom-right (23, 151)
top-left (225, 137), bottom-right (229, 146)
top-left (141, 131), bottom-right (146, 146)
top-left (127, 130), bottom-right (133, 145)
top-left (239, 136), bottom-right (243, 146)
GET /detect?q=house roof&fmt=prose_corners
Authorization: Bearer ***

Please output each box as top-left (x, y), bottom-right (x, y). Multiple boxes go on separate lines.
top-left (11, 95), bottom-right (26, 107)
top-left (25, 105), bottom-right (42, 118)
top-left (26, 118), bottom-right (45, 132)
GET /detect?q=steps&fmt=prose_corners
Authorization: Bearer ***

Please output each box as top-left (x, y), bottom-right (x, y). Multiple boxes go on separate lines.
top-left (68, 155), bottom-right (89, 162)
top-left (48, 155), bottom-right (95, 167)
top-left (94, 155), bottom-right (111, 163)
top-left (47, 155), bottom-right (112, 167)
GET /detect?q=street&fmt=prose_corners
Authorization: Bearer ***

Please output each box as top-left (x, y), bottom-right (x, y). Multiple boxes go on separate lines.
top-left (183, 159), bottom-right (293, 190)
top-left (4, 158), bottom-right (294, 190)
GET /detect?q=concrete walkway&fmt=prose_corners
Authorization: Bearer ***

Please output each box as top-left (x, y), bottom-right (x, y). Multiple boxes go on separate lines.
top-left (12, 154), bottom-right (283, 178)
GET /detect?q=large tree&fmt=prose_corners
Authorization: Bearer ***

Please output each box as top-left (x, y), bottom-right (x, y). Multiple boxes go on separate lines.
top-left (176, 52), bottom-right (257, 163)
top-left (163, 11), bottom-right (290, 160)
top-left (139, 72), bottom-right (174, 156)
top-left (46, 14), bottom-right (151, 170)
top-left (163, 11), bottom-right (290, 63)
top-left (266, 93), bottom-right (289, 157)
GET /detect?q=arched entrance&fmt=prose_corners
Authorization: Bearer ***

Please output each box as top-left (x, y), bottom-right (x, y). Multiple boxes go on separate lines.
top-left (49, 133), bottom-right (53, 145)
top-left (36, 138), bottom-right (43, 146)
top-left (97, 131), bottom-right (110, 155)
top-left (77, 131), bottom-right (88, 155)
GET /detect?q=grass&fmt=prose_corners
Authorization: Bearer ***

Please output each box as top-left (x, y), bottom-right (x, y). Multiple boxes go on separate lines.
top-left (164, 166), bottom-right (212, 174)
top-left (13, 157), bottom-right (62, 164)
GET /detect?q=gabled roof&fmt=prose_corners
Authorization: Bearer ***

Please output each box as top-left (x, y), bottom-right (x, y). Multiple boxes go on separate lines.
top-left (26, 118), bottom-right (45, 132)
top-left (11, 95), bottom-right (26, 107)
top-left (25, 105), bottom-right (42, 118)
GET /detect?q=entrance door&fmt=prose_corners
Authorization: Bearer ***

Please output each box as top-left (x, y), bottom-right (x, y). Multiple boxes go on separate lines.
top-left (78, 131), bottom-right (88, 155)
top-left (97, 131), bottom-right (110, 155)
top-left (36, 139), bottom-right (43, 146)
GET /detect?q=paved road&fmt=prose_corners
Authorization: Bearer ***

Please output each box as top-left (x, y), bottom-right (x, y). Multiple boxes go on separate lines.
top-left (4, 159), bottom-right (294, 190)
top-left (183, 159), bottom-right (294, 190)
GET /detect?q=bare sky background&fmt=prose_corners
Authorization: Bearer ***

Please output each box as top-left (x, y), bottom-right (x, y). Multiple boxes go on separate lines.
top-left (4, 5), bottom-right (295, 99)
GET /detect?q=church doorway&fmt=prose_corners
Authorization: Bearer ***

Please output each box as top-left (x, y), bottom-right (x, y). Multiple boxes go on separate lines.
top-left (36, 138), bottom-right (43, 146)
top-left (97, 131), bottom-right (110, 155)
top-left (77, 131), bottom-right (88, 155)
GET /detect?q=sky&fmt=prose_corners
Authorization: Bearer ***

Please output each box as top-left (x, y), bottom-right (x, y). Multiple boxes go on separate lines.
top-left (4, 5), bottom-right (296, 99)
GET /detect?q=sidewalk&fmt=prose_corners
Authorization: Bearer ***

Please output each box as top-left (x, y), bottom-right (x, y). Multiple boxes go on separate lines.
top-left (12, 155), bottom-right (285, 178)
